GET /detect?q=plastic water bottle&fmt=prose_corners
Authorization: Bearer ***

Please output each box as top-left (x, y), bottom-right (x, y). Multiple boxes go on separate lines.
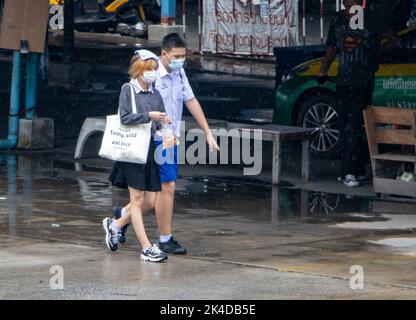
top-left (155, 123), bottom-right (176, 149)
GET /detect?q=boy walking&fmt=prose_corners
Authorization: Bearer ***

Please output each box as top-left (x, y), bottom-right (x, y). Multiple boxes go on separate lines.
top-left (113, 33), bottom-right (219, 254)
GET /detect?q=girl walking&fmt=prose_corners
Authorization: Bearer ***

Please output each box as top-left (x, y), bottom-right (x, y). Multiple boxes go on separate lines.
top-left (102, 50), bottom-right (170, 262)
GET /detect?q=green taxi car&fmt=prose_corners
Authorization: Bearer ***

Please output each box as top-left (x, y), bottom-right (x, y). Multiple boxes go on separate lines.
top-left (274, 27), bottom-right (416, 158)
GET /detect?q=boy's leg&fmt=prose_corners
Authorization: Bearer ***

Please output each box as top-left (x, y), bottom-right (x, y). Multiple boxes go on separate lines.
top-left (155, 180), bottom-right (186, 254)
top-left (155, 181), bottom-right (176, 236)
top-left (154, 142), bottom-right (186, 253)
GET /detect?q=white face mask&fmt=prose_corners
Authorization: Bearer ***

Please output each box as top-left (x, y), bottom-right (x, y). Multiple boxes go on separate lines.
top-left (142, 70), bottom-right (158, 84)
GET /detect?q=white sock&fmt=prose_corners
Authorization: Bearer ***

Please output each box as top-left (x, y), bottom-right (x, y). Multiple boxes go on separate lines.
top-left (160, 234), bottom-right (172, 243)
top-left (110, 220), bottom-right (120, 232)
top-left (121, 207), bottom-right (127, 217)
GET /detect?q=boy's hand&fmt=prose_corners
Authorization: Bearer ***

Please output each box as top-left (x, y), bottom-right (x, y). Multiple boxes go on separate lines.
top-left (164, 115), bottom-right (172, 124)
top-left (206, 132), bottom-right (220, 152)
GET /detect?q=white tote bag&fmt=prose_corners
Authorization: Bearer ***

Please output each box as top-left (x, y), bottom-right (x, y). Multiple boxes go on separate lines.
top-left (99, 84), bottom-right (152, 164)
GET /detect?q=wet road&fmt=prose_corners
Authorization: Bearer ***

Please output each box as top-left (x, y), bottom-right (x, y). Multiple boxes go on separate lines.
top-left (1, 153), bottom-right (416, 299)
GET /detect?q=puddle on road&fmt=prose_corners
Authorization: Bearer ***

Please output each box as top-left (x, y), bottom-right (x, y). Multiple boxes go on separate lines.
top-left (333, 214), bottom-right (416, 230)
top-left (1, 154), bottom-right (416, 237)
top-left (369, 238), bottom-right (416, 257)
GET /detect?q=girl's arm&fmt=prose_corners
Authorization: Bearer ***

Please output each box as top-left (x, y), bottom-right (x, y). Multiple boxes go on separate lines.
top-left (118, 84), bottom-right (151, 125)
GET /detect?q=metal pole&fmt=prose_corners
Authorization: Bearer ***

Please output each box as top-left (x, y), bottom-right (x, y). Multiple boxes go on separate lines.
top-left (161, 0), bottom-right (176, 25)
top-left (250, 35), bottom-right (253, 55)
top-left (198, 0), bottom-right (202, 53)
top-left (233, 0), bottom-right (236, 54)
top-left (267, 0), bottom-right (271, 55)
top-left (215, 0), bottom-right (218, 53)
top-left (182, 0), bottom-right (186, 34)
top-left (0, 51), bottom-right (21, 149)
top-left (25, 53), bottom-right (40, 120)
top-left (302, 0), bottom-right (306, 45)
top-left (320, 0), bottom-right (324, 44)
top-left (249, 0), bottom-right (253, 54)
top-left (63, 0), bottom-right (75, 63)
top-left (284, 0), bottom-right (288, 47)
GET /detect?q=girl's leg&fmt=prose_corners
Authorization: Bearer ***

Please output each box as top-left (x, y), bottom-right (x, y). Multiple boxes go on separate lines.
top-left (128, 187), bottom-right (152, 249)
top-left (115, 192), bottom-right (157, 228)
top-left (142, 191), bottom-right (157, 212)
top-left (114, 204), bottom-right (131, 228)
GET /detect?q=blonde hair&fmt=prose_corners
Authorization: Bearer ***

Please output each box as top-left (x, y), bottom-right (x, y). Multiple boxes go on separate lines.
top-left (128, 56), bottom-right (158, 80)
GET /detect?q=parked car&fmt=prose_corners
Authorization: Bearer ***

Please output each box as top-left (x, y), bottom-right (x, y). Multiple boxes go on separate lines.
top-left (274, 26), bottom-right (416, 159)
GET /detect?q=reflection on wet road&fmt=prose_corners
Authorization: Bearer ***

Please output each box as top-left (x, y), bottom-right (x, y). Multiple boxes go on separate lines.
top-left (1, 154), bottom-right (415, 236)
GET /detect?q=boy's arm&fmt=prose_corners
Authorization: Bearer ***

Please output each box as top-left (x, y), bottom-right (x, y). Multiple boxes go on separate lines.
top-left (185, 98), bottom-right (220, 151)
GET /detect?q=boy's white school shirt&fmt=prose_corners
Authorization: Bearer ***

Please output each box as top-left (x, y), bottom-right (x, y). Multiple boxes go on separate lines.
top-left (155, 62), bottom-right (195, 138)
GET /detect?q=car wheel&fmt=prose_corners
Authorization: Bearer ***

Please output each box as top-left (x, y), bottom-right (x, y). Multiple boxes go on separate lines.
top-left (309, 192), bottom-right (340, 215)
top-left (296, 94), bottom-right (343, 159)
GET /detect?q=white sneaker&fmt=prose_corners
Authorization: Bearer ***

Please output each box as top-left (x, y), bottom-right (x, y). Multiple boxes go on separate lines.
top-left (343, 174), bottom-right (360, 188)
top-left (140, 244), bottom-right (168, 263)
top-left (102, 218), bottom-right (119, 252)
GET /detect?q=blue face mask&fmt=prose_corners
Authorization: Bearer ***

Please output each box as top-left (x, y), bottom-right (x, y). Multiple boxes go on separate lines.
top-left (168, 58), bottom-right (185, 71)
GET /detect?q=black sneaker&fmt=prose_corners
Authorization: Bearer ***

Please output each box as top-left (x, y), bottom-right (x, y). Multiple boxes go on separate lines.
top-left (112, 207), bottom-right (129, 244)
top-left (158, 237), bottom-right (187, 255)
top-left (140, 244), bottom-right (168, 262)
top-left (102, 217), bottom-right (119, 252)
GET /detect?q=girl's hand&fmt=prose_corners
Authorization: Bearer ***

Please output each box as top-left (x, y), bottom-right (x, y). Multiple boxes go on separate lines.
top-left (163, 115), bottom-right (172, 124)
top-left (149, 111), bottom-right (167, 121)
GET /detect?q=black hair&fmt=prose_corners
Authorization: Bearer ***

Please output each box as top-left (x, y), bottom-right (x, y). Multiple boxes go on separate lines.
top-left (162, 33), bottom-right (187, 51)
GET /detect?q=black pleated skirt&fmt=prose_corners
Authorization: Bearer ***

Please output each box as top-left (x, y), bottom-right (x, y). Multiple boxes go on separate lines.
top-left (109, 139), bottom-right (161, 192)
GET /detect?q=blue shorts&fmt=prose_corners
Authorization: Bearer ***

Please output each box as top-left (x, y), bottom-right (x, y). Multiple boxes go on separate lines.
top-left (154, 140), bottom-right (178, 183)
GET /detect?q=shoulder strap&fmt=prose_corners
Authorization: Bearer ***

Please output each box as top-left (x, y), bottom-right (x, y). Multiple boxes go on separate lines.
top-left (128, 83), bottom-right (138, 114)
top-left (118, 84), bottom-right (130, 117)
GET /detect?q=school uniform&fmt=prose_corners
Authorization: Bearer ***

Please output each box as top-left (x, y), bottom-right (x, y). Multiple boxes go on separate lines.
top-left (109, 79), bottom-right (166, 191)
top-left (155, 63), bottom-right (195, 183)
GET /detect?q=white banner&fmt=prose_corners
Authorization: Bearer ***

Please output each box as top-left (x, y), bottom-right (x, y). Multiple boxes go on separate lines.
top-left (202, 0), bottom-right (298, 55)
